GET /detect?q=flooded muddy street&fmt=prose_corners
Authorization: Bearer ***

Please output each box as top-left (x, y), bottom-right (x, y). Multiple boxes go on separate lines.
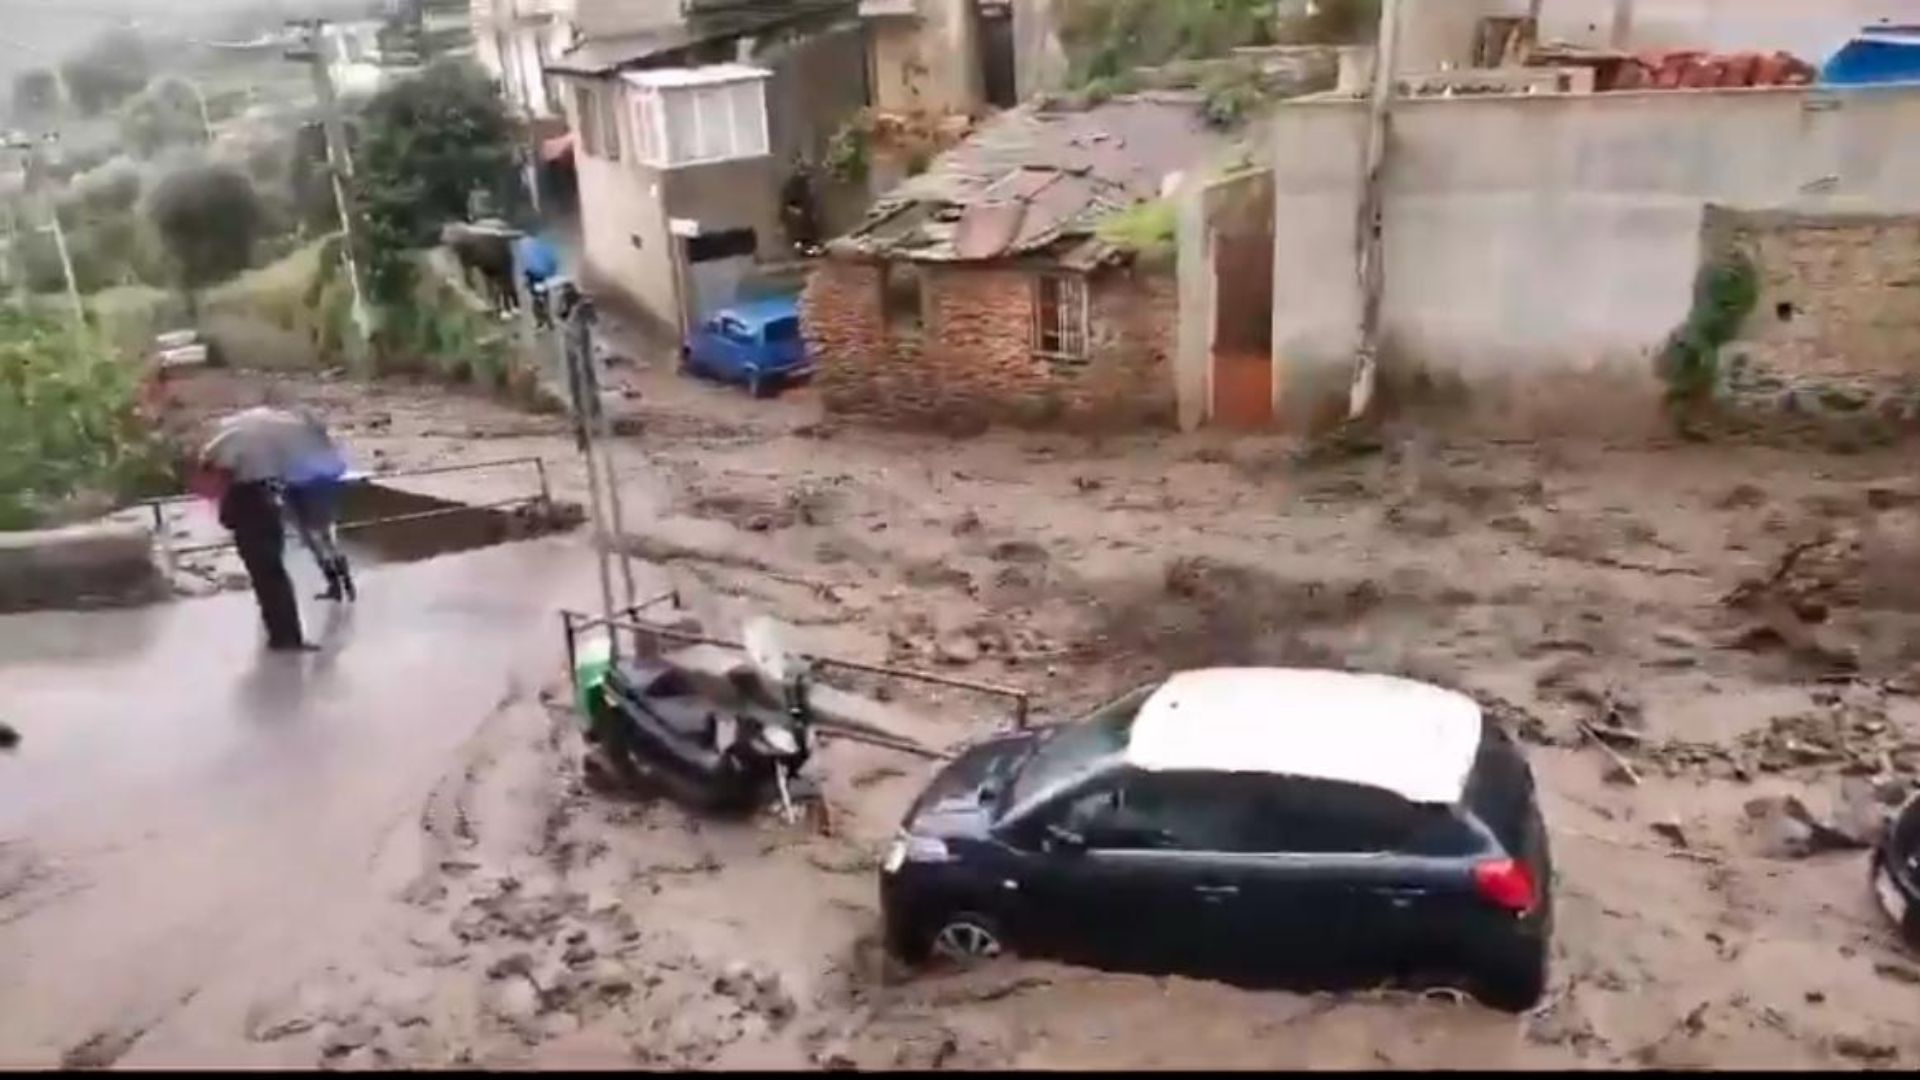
top-left (5, 356), bottom-right (1920, 1069)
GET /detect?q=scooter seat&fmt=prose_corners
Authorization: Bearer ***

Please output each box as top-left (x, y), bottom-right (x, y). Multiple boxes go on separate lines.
top-left (608, 659), bottom-right (692, 700)
top-left (606, 661), bottom-right (724, 744)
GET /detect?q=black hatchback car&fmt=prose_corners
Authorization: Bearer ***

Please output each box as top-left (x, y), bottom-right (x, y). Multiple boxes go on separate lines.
top-left (879, 668), bottom-right (1553, 1011)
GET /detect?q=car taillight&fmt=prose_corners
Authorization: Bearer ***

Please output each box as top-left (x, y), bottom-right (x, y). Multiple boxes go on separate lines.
top-left (1473, 858), bottom-right (1537, 914)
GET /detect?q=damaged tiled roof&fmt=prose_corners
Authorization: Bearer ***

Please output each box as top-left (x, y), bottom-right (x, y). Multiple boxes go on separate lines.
top-left (832, 93), bottom-right (1235, 266)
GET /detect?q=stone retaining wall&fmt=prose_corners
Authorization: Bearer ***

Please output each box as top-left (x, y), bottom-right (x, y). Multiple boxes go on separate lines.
top-left (0, 521), bottom-right (164, 613)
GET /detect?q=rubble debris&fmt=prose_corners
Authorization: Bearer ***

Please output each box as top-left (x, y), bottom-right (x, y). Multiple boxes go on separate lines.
top-left (1474, 694), bottom-right (1553, 746)
top-left (933, 634), bottom-right (983, 667)
top-left (1830, 1034), bottom-right (1899, 1064)
top-left (988, 540), bottom-right (1049, 565)
top-left (713, 962), bottom-right (797, 1027)
top-left (61, 1026), bottom-right (148, 1071)
top-left (1579, 721), bottom-right (1642, 787)
top-left (1742, 794), bottom-right (1874, 859)
top-left (1873, 961), bottom-right (1920, 986)
top-left (488, 976), bottom-right (541, 1024)
top-left (1735, 705), bottom-right (1917, 779)
top-left (1650, 817), bottom-right (1690, 850)
top-left (319, 1020), bottom-right (380, 1059)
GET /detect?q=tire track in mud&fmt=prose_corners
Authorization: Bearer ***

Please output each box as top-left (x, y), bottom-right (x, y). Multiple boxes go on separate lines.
top-left (61, 987), bottom-right (203, 1070)
top-left (248, 673), bottom-right (854, 1069)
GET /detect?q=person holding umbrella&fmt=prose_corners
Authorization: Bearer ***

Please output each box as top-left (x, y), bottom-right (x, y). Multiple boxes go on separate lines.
top-left (199, 407), bottom-right (339, 652)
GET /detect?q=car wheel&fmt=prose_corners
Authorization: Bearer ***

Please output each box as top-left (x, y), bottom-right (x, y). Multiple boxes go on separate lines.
top-left (929, 912), bottom-right (1005, 968)
top-left (677, 346), bottom-right (694, 376)
top-left (1469, 939), bottom-right (1549, 1013)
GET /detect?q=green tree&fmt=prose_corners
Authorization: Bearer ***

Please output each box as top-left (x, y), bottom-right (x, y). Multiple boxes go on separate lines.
top-left (355, 59), bottom-right (521, 303)
top-left (1059, 0), bottom-right (1281, 86)
top-left (1274, 0), bottom-right (1380, 44)
top-left (144, 158), bottom-right (264, 313)
top-left (11, 69), bottom-right (59, 123)
top-left (120, 79), bottom-right (211, 159)
top-left (59, 29), bottom-right (151, 117)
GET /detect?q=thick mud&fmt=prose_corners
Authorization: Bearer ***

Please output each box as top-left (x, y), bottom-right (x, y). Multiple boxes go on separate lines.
top-left (7, 344), bottom-right (1920, 1069)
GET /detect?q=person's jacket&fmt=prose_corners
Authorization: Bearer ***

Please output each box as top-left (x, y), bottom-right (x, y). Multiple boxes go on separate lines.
top-left (218, 480), bottom-right (283, 537)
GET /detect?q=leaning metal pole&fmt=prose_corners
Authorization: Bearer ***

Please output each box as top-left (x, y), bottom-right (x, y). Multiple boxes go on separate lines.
top-left (571, 295), bottom-right (638, 613)
top-left (1350, 0), bottom-right (1403, 424)
top-left (563, 294), bottom-right (618, 659)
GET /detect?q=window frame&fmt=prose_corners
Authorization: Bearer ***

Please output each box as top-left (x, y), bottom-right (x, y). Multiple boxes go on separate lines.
top-left (879, 261), bottom-right (928, 336)
top-left (597, 84), bottom-right (623, 163)
top-left (629, 76), bottom-right (771, 169)
top-left (1033, 272), bottom-right (1090, 363)
top-left (573, 83), bottom-right (601, 158)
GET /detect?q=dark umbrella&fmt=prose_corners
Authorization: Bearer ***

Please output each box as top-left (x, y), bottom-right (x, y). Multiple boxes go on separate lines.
top-left (199, 407), bottom-right (344, 484)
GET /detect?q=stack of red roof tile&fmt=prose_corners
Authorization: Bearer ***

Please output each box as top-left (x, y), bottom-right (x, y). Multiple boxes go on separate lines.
top-left (1610, 50), bottom-right (1817, 91)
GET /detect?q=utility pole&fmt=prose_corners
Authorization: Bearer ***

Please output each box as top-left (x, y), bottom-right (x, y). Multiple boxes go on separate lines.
top-left (44, 198), bottom-right (83, 330)
top-left (3, 202), bottom-right (21, 302)
top-left (181, 78), bottom-right (217, 145)
top-left (287, 19), bottom-right (374, 364)
top-left (1609, 0), bottom-right (1635, 50)
top-left (1349, 0), bottom-right (1401, 424)
top-left (13, 136), bottom-right (87, 335)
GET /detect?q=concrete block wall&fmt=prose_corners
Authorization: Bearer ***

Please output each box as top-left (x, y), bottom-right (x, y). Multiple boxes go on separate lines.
top-left (1268, 84), bottom-right (1920, 436)
top-left (804, 258), bottom-right (1177, 429)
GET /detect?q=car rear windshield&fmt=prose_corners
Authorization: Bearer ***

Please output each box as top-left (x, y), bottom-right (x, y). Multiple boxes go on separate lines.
top-left (1002, 683), bottom-right (1157, 812)
top-left (763, 317), bottom-right (800, 343)
top-left (1462, 720), bottom-right (1538, 856)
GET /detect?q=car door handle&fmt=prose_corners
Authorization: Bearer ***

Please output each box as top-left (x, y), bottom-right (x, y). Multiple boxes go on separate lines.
top-left (1194, 885), bottom-right (1240, 898)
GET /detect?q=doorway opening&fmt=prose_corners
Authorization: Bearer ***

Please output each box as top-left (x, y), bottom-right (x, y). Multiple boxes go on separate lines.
top-left (1209, 177), bottom-right (1276, 430)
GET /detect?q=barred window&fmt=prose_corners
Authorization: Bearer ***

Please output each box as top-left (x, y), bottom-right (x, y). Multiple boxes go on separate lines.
top-left (1034, 274), bottom-right (1088, 361)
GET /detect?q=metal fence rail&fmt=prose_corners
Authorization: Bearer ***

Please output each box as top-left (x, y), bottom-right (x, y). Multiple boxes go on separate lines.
top-left (138, 457), bottom-right (554, 567)
top-left (561, 603), bottom-right (1034, 730)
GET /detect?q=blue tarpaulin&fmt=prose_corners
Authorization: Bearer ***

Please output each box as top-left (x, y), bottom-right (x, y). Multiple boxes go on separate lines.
top-left (1821, 27), bottom-right (1920, 86)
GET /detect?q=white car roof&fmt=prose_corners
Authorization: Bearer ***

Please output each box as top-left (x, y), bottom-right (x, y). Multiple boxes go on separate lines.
top-left (1124, 668), bottom-right (1484, 805)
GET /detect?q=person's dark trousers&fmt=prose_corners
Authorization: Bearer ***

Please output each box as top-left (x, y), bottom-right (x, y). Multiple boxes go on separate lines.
top-left (221, 482), bottom-right (305, 648)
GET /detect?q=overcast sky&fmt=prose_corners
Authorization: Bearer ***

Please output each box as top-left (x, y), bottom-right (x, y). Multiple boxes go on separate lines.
top-left (0, 0), bottom-right (368, 84)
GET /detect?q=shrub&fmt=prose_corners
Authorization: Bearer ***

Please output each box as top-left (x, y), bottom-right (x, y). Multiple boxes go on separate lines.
top-left (0, 305), bottom-right (173, 528)
top-left (1659, 252), bottom-right (1759, 425)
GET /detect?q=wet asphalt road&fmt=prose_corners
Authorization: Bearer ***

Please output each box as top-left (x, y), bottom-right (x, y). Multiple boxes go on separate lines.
top-left (0, 538), bottom-right (594, 1068)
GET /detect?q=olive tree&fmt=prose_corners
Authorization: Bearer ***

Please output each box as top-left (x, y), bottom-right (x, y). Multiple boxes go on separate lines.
top-left (144, 158), bottom-right (264, 314)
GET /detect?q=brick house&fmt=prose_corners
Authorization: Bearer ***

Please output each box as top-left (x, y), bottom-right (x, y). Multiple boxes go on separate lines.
top-left (802, 95), bottom-right (1234, 429)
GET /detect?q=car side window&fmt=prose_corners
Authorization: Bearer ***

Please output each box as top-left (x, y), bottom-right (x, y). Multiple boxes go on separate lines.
top-left (1041, 778), bottom-right (1171, 851)
top-left (1127, 772), bottom-right (1268, 853)
top-left (1059, 786), bottom-right (1120, 835)
top-left (1247, 778), bottom-right (1441, 855)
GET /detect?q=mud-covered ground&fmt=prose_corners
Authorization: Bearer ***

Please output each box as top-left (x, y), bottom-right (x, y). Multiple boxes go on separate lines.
top-left (53, 349), bottom-right (1920, 1068)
